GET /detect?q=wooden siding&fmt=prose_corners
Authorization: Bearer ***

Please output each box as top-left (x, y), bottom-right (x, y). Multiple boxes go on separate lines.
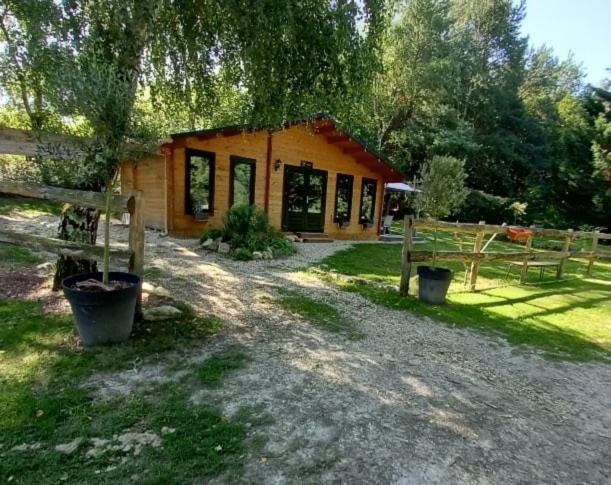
top-left (122, 124), bottom-right (391, 239)
top-left (120, 155), bottom-right (165, 229)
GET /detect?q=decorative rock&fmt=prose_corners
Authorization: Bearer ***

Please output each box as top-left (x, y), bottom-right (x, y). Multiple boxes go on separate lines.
top-left (252, 251), bottom-right (263, 260)
top-left (143, 305), bottom-right (183, 321)
top-left (218, 242), bottom-right (231, 254)
top-left (55, 438), bottom-right (84, 455)
top-left (201, 238), bottom-right (219, 251)
top-left (142, 282), bottom-right (171, 298)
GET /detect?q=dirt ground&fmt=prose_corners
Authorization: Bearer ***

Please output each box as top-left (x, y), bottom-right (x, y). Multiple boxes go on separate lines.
top-left (3, 213), bottom-right (611, 484)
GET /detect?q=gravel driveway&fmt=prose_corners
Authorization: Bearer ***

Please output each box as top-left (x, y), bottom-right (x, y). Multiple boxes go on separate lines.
top-left (4, 213), bottom-right (611, 484)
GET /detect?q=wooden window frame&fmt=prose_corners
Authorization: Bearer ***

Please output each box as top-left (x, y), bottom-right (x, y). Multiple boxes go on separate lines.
top-left (229, 155), bottom-right (257, 207)
top-left (334, 173), bottom-right (354, 223)
top-left (185, 148), bottom-right (215, 215)
top-left (359, 177), bottom-right (377, 224)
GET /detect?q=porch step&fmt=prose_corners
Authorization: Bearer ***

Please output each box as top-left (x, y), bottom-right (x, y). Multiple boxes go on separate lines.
top-left (295, 232), bottom-right (334, 243)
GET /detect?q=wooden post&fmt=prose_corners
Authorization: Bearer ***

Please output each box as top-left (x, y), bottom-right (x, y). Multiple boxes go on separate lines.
top-left (128, 190), bottom-right (145, 321)
top-left (469, 221), bottom-right (485, 290)
top-left (587, 230), bottom-right (599, 275)
top-left (556, 229), bottom-right (573, 279)
top-left (128, 190), bottom-right (145, 276)
top-left (520, 233), bottom-right (534, 284)
top-left (399, 215), bottom-right (414, 297)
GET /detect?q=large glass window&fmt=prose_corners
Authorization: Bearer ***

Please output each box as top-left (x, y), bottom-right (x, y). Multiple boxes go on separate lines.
top-left (334, 174), bottom-right (353, 223)
top-left (359, 178), bottom-right (377, 224)
top-left (230, 156), bottom-right (256, 207)
top-left (186, 149), bottom-right (215, 215)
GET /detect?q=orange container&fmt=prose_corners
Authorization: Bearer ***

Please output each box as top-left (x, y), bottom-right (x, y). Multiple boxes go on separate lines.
top-left (506, 227), bottom-right (533, 242)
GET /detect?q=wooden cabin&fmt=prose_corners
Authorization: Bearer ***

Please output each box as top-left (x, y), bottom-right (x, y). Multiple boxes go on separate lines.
top-left (121, 115), bottom-right (403, 240)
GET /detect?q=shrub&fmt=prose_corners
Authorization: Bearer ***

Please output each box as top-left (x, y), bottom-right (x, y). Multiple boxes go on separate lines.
top-left (451, 190), bottom-right (514, 224)
top-left (233, 247), bottom-right (254, 261)
top-left (199, 228), bottom-right (223, 243)
top-left (201, 205), bottom-right (295, 260)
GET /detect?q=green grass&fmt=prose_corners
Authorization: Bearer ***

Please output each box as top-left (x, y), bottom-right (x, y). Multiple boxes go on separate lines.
top-left (0, 194), bottom-right (61, 217)
top-left (274, 289), bottom-right (364, 340)
top-left (0, 298), bottom-right (257, 483)
top-left (314, 230), bottom-right (611, 361)
top-left (198, 350), bottom-right (249, 388)
top-left (0, 245), bottom-right (41, 266)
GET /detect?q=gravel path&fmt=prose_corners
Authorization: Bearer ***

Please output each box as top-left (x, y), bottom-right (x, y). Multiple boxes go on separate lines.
top-left (4, 213), bottom-right (611, 484)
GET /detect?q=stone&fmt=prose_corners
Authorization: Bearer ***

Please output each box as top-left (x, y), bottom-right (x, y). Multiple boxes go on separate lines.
top-left (55, 438), bottom-right (84, 455)
top-left (142, 282), bottom-right (171, 298)
top-left (161, 426), bottom-right (176, 435)
top-left (201, 238), bottom-right (219, 251)
top-left (218, 242), bottom-right (231, 254)
top-left (252, 251), bottom-right (263, 260)
top-left (11, 442), bottom-right (41, 452)
top-left (143, 305), bottom-right (183, 321)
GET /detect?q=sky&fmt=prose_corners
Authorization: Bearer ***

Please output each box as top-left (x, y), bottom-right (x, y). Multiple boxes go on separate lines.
top-left (521, 0), bottom-right (610, 86)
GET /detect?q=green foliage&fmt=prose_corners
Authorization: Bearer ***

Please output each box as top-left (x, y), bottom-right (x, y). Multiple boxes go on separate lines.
top-left (0, 298), bottom-right (254, 482)
top-left (199, 228), bottom-right (224, 243)
top-left (419, 155), bottom-right (468, 221)
top-left (233, 247), bottom-right (254, 261)
top-left (452, 190), bottom-right (512, 224)
top-left (314, 235), bottom-right (611, 361)
top-left (219, 205), bottom-right (295, 260)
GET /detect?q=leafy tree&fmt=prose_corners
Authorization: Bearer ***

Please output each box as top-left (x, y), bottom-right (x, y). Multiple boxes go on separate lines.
top-left (419, 155), bottom-right (468, 265)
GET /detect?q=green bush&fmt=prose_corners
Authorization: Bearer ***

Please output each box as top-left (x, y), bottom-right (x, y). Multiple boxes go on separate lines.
top-left (200, 205), bottom-right (295, 260)
top-left (451, 189), bottom-right (513, 224)
top-left (199, 228), bottom-right (224, 243)
top-left (233, 247), bottom-right (254, 261)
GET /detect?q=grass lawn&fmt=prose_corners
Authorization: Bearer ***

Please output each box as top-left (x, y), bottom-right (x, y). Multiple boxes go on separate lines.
top-left (0, 246), bottom-right (263, 483)
top-left (272, 288), bottom-right (365, 340)
top-left (0, 194), bottom-right (61, 217)
top-left (314, 229), bottom-right (611, 362)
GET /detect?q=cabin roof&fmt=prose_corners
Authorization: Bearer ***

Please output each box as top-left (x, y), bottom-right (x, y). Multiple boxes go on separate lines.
top-left (169, 114), bottom-right (403, 182)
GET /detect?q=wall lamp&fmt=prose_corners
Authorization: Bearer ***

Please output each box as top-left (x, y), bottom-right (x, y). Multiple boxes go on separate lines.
top-left (274, 159), bottom-right (282, 171)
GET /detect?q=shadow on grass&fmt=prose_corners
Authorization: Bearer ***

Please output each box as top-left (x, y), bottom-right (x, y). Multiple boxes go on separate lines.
top-left (316, 273), bottom-right (610, 362)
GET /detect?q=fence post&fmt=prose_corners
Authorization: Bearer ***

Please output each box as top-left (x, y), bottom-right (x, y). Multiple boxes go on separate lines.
top-left (128, 190), bottom-right (145, 276)
top-left (399, 214), bottom-right (414, 297)
top-left (520, 233), bottom-right (534, 284)
top-left (556, 229), bottom-right (573, 279)
top-left (587, 230), bottom-right (599, 276)
top-left (128, 190), bottom-right (145, 321)
top-left (469, 221), bottom-right (485, 290)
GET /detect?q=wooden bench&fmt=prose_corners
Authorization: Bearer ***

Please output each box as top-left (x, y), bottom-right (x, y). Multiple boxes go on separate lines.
top-left (507, 261), bottom-right (560, 281)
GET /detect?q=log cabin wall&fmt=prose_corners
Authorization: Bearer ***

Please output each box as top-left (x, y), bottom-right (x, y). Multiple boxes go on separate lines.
top-left (120, 154), bottom-right (165, 230)
top-left (122, 123), bottom-right (391, 240)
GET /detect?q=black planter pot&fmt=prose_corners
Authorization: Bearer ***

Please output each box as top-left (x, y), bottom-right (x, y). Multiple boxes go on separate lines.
top-left (62, 272), bottom-right (140, 347)
top-left (417, 266), bottom-right (453, 304)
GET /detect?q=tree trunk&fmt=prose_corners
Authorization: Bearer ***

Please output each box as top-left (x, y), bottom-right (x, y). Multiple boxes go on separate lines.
top-left (52, 205), bottom-right (101, 291)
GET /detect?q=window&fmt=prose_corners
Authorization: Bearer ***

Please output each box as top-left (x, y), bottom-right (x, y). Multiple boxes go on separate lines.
top-left (334, 174), bottom-right (353, 223)
top-left (186, 149), bottom-right (215, 215)
top-left (230, 156), bottom-right (256, 207)
top-left (359, 178), bottom-right (377, 224)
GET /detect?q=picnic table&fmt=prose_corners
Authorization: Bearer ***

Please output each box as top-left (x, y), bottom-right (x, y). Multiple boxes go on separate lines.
top-left (507, 260), bottom-right (560, 281)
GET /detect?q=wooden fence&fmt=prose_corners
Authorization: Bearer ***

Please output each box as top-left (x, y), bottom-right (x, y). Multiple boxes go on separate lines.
top-left (0, 181), bottom-right (144, 278)
top-left (399, 216), bottom-right (611, 296)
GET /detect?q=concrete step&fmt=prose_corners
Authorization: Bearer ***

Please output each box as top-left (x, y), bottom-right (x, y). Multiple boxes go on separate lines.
top-left (294, 231), bottom-right (334, 243)
top-left (296, 232), bottom-right (330, 239)
top-left (301, 237), bottom-right (334, 243)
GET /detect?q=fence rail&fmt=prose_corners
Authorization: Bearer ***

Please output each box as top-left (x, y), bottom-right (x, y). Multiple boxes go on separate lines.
top-left (0, 181), bottom-right (144, 276)
top-left (400, 216), bottom-right (608, 295)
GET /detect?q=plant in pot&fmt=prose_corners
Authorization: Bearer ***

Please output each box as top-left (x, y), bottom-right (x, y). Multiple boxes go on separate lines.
top-left (417, 155), bottom-right (468, 304)
top-left (59, 56), bottom-right (155, 346)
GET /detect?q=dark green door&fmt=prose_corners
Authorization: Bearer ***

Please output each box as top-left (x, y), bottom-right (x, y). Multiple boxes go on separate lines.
top-left (282, 166), bottom-right (327, 232)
